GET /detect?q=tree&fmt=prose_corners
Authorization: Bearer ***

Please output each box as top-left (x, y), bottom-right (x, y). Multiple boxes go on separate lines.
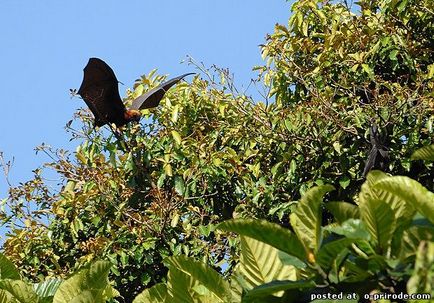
top-left (2, 0), bottom-right (433, 302)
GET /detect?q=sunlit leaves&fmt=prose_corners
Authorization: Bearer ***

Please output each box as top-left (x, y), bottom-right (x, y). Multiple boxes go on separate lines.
top-left (290, 185), bottom-right (334, 255)
top-left (236, 236), bottom-right (297, 293)
top-left (411, 144), bottom-right (434, 161)
top-left (166, 256), bottom-right (234, 302)
top-left (0, 254), bottom-right (20, 280)
top-left (407, 241), bottom-right (434, 297)
top-left (53, 261), bottom-right (114, 303)
top-left (133, 283), bottom-right (167, 303)
top-left (0, 280), bottom-right (39, 303)
top-left (374, 176), bottom-right (434, 224)
top-left (218, 219), bottom-right (305, 261)
top-left (2, 0), bottom-right (434, 301)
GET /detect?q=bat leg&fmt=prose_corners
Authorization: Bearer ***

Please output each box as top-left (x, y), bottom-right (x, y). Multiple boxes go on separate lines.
top-left (107, 123), bottom-right (131, 152)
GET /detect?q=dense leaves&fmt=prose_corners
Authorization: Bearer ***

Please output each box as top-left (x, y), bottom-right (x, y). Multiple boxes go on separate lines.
top-left (139, 173), bottom-right (434, 302)
top-left (1, 0), bottom-right (433, 302)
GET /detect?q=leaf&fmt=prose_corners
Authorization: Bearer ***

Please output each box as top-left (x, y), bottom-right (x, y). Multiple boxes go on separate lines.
top-left (302, 20), bottom-right (308, 36)
top-left (277, 251), bottom-right (306, 269)
top-left (411, 144), bottom-right (434, 161)
top-left (166, 256), bottom-right (234, 302)
top-left (171, 213), bottom-right (180, 228)
top-left (290, 185), bottom-right (335, 255)
top-left (324, 219), bottom-right (370, 240)
top-left (171, 130), bottom-right (182, 145)
top-left (0, 254), bottom-right (20, 280)
top-left (399, 223), bottom-right (434, 260)
top-left (406, 241), bottom-right (434, 298)
top-left (389, 49), bottom-right (398, 60)
top-left (374, 176), bottom-right (434, 224)
top-left (166, 266), bottom-right (195, 303)
top-left (339, 176), bottom-right (350, 189)
top-left (361, 64), bottom-right (373, 77)
top-left (53, 261), bottom-right (113, 303)
top-left (171, 105), bottom-right (179, 123)
top-left (427, 64), bottom-right (434, 79)
top-left (316, 238), bottom-right (354, 270)
top-left (164, 163), bottom-right (173, 177)
top-left (133, 84), bottom-right (144, 99)
top-left (33, 279), bottom-right (62, 301)
top-left (0, 280), bottom-right (39, 303)
top-left (218, 219), bottom-right (306, 261)
top-left (174, 176), bottom-right (185, 196)
top-left (363, 172), bottom-right (415, 230)
top-left (326, 202), bottom-right (360, 224)
top-left (237, 236), bottom-right (297, 294)
top-left (133, 283), bottom-right (167, 303)
top-left (0, 290), bottom-right (12, 303)
top-left (359, 182), bottom-right (396, 252)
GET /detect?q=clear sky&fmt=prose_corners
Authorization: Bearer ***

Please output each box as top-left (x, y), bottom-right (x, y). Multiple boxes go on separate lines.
top-left (0, 1), bottom-right (291, 199)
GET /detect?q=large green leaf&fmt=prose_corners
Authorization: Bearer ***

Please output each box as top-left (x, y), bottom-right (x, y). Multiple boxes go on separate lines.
top-left (316, 238), bottom-right (354, 270)
top-left (166, 266), bottom-right (222, 303)
top-left (166, 256), bottom-right (235, 303)
top-left (324, 219), bottom-right (370, 240)
top-left (290, 185), bottom-right (335, 254)
top-left (374, 176), bottom-right (434, 224)
top-left (411, 144), bottom-right (434, 161)
top-left (53, 261), bottom-right (113, 303)
top-left (218, 219), bottom-right (305, 261)
top-left (326, 202), bottom-right (359, 224)
top-left (33, 279), bottom-right (62, 303)
top-left (407, 241), bottom-right (434, 300)
top-left (0, 290), bottom-right (12, 303)
top-left (0, 254), bottom-right (20, 280)
top-left (0, 280), bottom-right (39, 303)
top-left (237, 236), bottom-right (297, 295)
top-left (399, 223), bottom-right (434, 260)
top-left (133, 283), bottom-right (167, 303)
top-left (365, 172), bottom-right (415, 228)
top-left (359, 184), bottom-right (396, 252)
top-left (166, 266), bottom-right (195, 303)
top-left (243, 280), bottom-right (315, 302)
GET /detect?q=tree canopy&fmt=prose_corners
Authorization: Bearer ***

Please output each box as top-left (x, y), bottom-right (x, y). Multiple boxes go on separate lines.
top-left (1, 0), bottom-right (433, 302)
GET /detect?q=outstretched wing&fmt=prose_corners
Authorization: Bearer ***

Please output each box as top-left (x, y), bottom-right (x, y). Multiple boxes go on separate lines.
top-left (130, 73), bottom-right (194, 110)
top-left (77, 58), bottom-right (127, 127)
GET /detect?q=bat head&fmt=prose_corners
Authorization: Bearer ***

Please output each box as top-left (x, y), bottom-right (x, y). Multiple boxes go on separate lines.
top-left (124, 109), bottom-right (141, 123)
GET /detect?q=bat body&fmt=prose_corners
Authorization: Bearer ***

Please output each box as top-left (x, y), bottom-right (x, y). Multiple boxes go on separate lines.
top-left (77, 58), bottom-right (193, 127)
top-left (362, 124), bottom-right (389, 177)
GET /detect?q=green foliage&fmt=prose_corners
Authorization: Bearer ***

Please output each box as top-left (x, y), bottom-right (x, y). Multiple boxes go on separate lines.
top-left (1, 0), bottom-right (433, 302)
top-left (218, 219), bottom-right (305, 261)
top-left (132, 283), bottom-right (166, 303)
top-left (290, 185), bottom-right (334, 255)
top-left (53, 261), bottom-right (116, 303)
top-left (0, 254), bottom-right (20, 280)
top-left (258, 0), bottom-right (434, 199)
top-left (145, 173), bottom-right (434, 302)
top-left (0, 255), bottom-right (113, 303)
top-left (407, 241), bottom-right (434, 300)
top-left (411, 144), bottom-right (434, 161)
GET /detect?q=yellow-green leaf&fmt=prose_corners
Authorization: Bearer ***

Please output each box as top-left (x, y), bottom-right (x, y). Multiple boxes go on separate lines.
top-left (171, 130), bottom-right (182, 145)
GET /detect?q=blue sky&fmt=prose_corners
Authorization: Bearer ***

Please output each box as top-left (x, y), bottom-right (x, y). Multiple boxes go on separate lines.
top-left (0, 1), bottom-right (290, 199)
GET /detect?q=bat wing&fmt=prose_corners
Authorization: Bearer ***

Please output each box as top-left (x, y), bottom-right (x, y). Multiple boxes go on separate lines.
top-left (77, 58), bottom-right (127, 126)
top-left (130, 73), bottom-right (194, 110)
top-left (362, 146), bottom-right (378, 177)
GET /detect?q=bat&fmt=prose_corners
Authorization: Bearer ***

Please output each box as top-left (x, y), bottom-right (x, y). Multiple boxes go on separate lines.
top-left (362, 123), bottom-right (389, 177)
top-left (77, 57), bottom-right (193, 127)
